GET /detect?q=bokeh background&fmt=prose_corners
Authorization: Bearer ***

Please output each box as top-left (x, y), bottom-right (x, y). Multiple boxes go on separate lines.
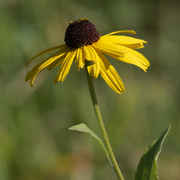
top-left (0, 0), bottom-right (180, 179)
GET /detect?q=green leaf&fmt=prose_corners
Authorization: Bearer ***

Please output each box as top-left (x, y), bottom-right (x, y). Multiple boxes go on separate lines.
top-left (68, 123), bottom-right (112, 165)
top-left (135, 126), bottom-right (170, 180)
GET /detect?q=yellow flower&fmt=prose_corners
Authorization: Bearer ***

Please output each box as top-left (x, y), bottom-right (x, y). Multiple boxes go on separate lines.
top-left (25, 18), bottom-right (149, 94)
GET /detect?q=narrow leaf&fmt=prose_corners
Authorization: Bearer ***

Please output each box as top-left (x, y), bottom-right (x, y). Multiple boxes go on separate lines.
top-left (68, 123), bottom-right (112, 165)
top-left (135, 126), bottom-right (170, 180)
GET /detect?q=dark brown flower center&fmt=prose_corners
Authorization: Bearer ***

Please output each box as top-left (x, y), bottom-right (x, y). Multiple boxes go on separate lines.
top-left (64, 18), bottom-right (100, 48)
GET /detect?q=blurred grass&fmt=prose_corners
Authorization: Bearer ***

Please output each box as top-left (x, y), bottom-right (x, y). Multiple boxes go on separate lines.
top-left (0, 0), bottom-right (180, 179)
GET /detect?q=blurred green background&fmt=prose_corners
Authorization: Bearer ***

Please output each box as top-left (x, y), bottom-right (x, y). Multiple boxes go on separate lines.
top-left (0, 0), bottom-right (180, 179)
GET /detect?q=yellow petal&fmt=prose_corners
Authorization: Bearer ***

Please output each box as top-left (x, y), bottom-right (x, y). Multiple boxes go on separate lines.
top-left (83, 45), bottom-right (100, 79)
top-left (100, 35), bottom-right (147, 49)
top-left (87, 64), bottom-right (97, 78)
top-left (47, 55), bottom-right (66, 70)
top-left (46, 46), bottom-right (70, 70)
top-left (54, 49), bottom-right (77, 83)
top-left (107, 45), bottom-right (150, 71)
top-left (75, 47), bottom-right (85, 71)
top-left (95, 50), bottom-right (125, 94)
top-left (103, 30), bottom-right (136, 36)
top-left (83, 45), bottom-right (95, 62)
top-left (93, 39), bottom-right (126, 58)
top-left (25, 44), bottom-right (66, 66)
top-left (25, 46), bottom-right (69, 85)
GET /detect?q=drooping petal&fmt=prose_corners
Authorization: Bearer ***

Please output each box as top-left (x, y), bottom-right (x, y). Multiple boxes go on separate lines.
top-left (25, 46), bottom-right (70, 86)
top-left (46, 45), bottom-right (70, 70)
top-left (105, 45), bottom-right (150, 71)
top-left (46, 55), bottom-right (66, 70)
top-left (25, 46), bottom-right (69, 79)
top-left (75, 47), bottom-right (85, 71)
top-left (94, 49), bottom-right (125, 94)
top-left (100, 35), bottom-right (147, 49)
top-left (83, 45), bottom-right (100, 79)
top-left (25, 44), bottom-right (66, 66)
top-left (93, 39), bottom-right (126, 58)
top-left (54, 49), bottom-right (77, 83)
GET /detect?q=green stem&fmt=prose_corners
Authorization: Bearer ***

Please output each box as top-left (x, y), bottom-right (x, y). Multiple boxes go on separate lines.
top-left (85, 62), bottom-right (124, 180)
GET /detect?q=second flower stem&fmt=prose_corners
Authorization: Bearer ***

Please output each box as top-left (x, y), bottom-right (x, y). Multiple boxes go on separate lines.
top-left (85, 62), bottom-right (124, 180)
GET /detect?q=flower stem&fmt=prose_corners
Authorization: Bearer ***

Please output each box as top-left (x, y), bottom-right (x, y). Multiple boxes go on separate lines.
top-left (85, 62), bottom-right (124, 180)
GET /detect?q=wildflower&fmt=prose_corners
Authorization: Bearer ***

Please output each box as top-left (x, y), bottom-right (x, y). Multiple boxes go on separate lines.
top-left (25, 18), bottom-right (149, 93)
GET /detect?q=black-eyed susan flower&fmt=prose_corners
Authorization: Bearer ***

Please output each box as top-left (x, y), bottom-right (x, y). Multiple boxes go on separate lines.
top-left (25, 18), bottom-right (149, 93)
